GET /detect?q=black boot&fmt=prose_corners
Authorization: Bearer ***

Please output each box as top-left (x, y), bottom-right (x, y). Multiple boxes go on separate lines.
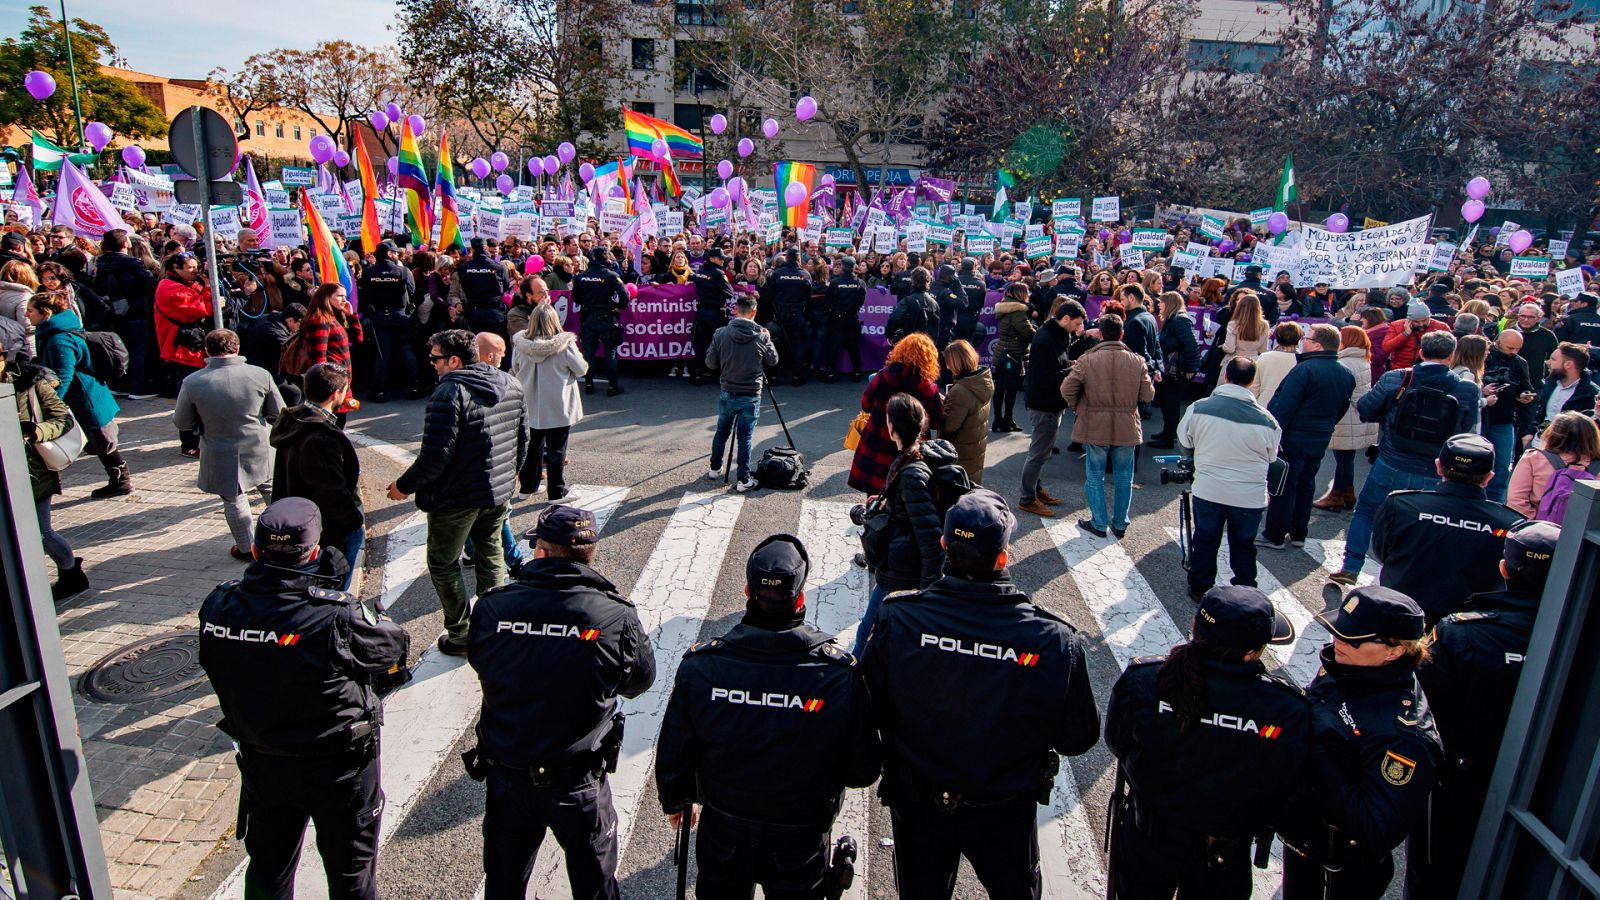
top-left (91, 464), bottom-right (133, 498)
top-left (52, 558), bottom-right (89, 602)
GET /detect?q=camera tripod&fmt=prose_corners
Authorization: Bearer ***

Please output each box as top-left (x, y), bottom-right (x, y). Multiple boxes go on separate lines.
top-left (1153, 455), bottom-right (1194, 571)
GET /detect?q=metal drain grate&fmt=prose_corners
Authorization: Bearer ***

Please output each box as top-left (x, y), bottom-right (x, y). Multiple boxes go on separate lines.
top-left (81, 631), bottom-right (206, 703)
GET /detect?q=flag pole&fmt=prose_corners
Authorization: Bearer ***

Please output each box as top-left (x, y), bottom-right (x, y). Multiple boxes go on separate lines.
top-left (58, 0), bottom-right (86, 150)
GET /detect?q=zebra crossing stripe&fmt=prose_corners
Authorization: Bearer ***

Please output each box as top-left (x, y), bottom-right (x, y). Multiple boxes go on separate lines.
top-left (210, 487), bottom-right (630, 900)
top-left (1301, 537), bottom-right (1380, 586)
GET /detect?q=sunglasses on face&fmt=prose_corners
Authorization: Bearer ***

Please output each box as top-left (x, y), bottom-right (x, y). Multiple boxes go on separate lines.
top-left (428, 354), bottom-right (450, 363)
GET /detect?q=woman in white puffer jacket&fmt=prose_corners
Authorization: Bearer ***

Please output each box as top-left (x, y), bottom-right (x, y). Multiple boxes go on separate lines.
top-left (510, 302), bottom-right (588, 501)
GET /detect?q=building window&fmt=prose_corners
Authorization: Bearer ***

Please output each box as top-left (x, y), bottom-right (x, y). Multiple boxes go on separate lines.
top-left (293, 125), bottom-right (302, 140)
top-left (309, 127), bottom-right (317, 137)
top-left (234, 116), bottom-right (245, 133)
top-left (275, 122), bottom-right (284, 138)
top-left (255, 119), bottom-right (265, 137)
top-left (1186, 39), bottom-right (1282, 73)
top-left (675, 41), bottom-right (729, 91)
top-left (674, 103), bottom-right (709, 132)
top-left (674, 0), bottom-right (727, 26)
top-left (632, 38), bottom-right (656, 69)
top-left (840, 0), bottom-right (860, 11)
top-left (631, 101), bottom-right (657, 116)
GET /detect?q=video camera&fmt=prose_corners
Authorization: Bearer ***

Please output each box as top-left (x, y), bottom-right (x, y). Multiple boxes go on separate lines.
top-left (1156, 455), bottom-right (1194, 486)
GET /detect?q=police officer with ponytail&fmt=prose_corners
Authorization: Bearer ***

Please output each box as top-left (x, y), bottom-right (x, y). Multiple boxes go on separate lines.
top-left (1105, 586), bottom-right (1311, 899)
top-left (657, 535), bottom-right (881, 899)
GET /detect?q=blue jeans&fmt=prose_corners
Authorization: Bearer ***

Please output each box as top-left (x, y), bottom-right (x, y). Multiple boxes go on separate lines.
top-left (710, 391), bottom-right (761, 481)
top-left (1188, 496), bottom-right (1263, 597)
top-left (1343, 456), bottom-right (1440, 575)
top-left (1084, 444), bottom-right (1136, 531)
top-left (330, 526), bottom-right (366, 592)
top-left (853, 583), bottom-right (890, 658)
top-left (1264, 442), bottom-right (1325, 543)
top-left (1483, 421), bottom-right (1516, 503)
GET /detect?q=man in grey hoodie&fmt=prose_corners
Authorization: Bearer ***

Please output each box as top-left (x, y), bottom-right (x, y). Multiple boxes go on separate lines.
top-left (705, 293), bottom-right (779, 492)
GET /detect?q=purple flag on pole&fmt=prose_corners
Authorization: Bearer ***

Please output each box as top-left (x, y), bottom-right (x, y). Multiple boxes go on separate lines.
top-left (242, 157), bottom-right (270, 233)
top-left (51, 159), bottom-right (124, 237)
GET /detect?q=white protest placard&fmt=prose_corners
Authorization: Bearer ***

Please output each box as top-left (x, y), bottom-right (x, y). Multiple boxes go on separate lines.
top-left (874, 225), bottom-right (898, 252)
top-left (1555, 267), bottom-right (1586, 298)
top-left (1092, 195), bottom-right (1121, 222)
top-left (1296, 214), bottom-right (1433, 289)
top-left (1495, 221), bottom-right (1519, 247)
top-left (825, 228), bottom-right (853, 248)
top-left (1204, 258), bottom-right (1235, 281)
top-left (1427, 242), bottom-right (1456, 272)
top-left (501, 216), bottom-right (535, 241)
top-left (1055, 235), bottom-right (1081, 258)
top-left (311, 193), bottom-right (344, 221)
top-left (906, 222), bottom-right (929, 254)
top-left (1549, 239), bottom-right (1569, 259)
top-left (1002, 221), bottom-right (1024, 244)
top-left (1199, 214), bottom-right (1226, 241)
top-left (264, 187), bottom-right (290, 208)
top-left (165, 203), bottom-right (200, 225)
top-left (926, 223), bottom-right (953, 245)
top-left (959, 214), bottom-right (986, 234)
top-left (599, 209), bottom-right (631, 234)
top-left (103, 182), bottom-right (138, 212)
top-left (1171, 249), bottom-right (1201, 272)
top-left (280, 166), bottom-right (315, 187)
top-left (966, 235), bottom-right (997, 255)
top-left (666, 211), bottom-right (685, 236)
top-left (1132, 228), bottom-right (1167, 250)
top-left (1025, 235), bottom-right (1052, 259)
top-left (477, 209), bottom-right (502, 240)
top-left (1119, 244), bottom-right (1145, 269)
top-left (866, 207), bottom-right (888, 229)
top-left (265, 208), bottom-right (303, 249)
top-left (1250, 207), bottom-right (1272, 227)
top-left (765, 221), bottom-right (782, 245)
top-left (1052, 198), bottom-right (1081, 221)
top-left (209, 206), bottom-right (241, 241)
top-left (1187, 240), bottom-right (1211, 257)
top-left (800, 221), bottom-right (821, 244)
top-left (1024, 223), bottom-right (1045, 240)
top-left (1510, 256), bottom-right (1550, 280)
top-left (1014, 201), bottom-right (1032, 223)
top-left (1093, 250), bottom-right (1108, 270)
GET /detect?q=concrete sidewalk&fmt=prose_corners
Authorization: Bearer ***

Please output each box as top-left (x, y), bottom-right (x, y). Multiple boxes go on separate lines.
top-left (49, 401), bottom-right (296, 899)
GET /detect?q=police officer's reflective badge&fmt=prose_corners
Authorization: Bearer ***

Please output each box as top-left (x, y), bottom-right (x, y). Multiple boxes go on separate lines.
top-left (1382, 750), bottom-right (1417, 786)
top-left (1343, 595), bottom-right (1360, 613)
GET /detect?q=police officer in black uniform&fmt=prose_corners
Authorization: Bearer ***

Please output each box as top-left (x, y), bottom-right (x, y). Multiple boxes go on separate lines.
top-left (198, 498), bottom-right (410, 900)
top-left (657, 535), bottom-right (883, 899)
top-left (886, 268), bottom-right (941, 345)
top-left (862, 490), bottom-right (1100, 899)
top-left (1105, 586), bottom-right (1312, 899)
top-left (571, 252), bottom-right (631, 396)
top-left (1553, 290), bottom-right (1600, 370)
top-left (955, 258), bottom-right (988, 345)
top-left (464, 505), bottom-right (655, 900)
top-left (930, 264), bottom-right (963, 350)
top-left (890, 253), bottom-right (919, 298)
top-left (690, 246), bottom-right (735, 386)
top-left (804, 258), bottom-right (836, 380)
top-left (455, 237), bottom-right (512, 339)
top-left (1408, 520), bottom-right (1560, 899)
top-left (1278, 586), bottom-right (1443, 900)
top-left (464, 506), bottom-right (656, 896)
top-left (761, 248), bottom-right (813, 385)
top-left (822, 257), bottom-right (867, 383)
top-left (1370, 434), bottom-right (1521, 626)
top-left (357, 240), bottom-right (418, 402)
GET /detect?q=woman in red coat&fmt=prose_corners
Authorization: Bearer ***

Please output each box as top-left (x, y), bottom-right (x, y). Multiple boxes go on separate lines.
top-left (153, 252), bottom-right (214, 454)
top-left (848, 332), bottom-right (944, 494)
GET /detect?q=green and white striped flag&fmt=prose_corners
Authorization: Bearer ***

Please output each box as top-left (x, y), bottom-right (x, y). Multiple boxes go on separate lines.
top-left (991, 169), bottom-right (1015, 222)
top-left (31, 130), bottom-right (97, 172)
top-left (1274, 154), bottom-right (1296, 211)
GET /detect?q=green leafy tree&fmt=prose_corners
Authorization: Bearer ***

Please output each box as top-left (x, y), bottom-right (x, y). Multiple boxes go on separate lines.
top-left (0, 5), bottom-right (166, 148)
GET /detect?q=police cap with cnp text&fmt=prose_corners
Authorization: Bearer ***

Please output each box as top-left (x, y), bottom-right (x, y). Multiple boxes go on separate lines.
top-left (1504, 520), bottom-right (1561, 573)
top-left (1317, 586), bottom-right (1426, 642)
top-left (943, 488), bottom-right (1017, 562)
top-left (746, 534), bottom-right (809, 599)
top-left (528, 504), bottom-right (599, 547)
top-left (1194, 585), bottom-right (1295, 649)
top-left (1437, 433), bottom-right (1495, 478)
top-left (254, 497), bottom-right (322, 558)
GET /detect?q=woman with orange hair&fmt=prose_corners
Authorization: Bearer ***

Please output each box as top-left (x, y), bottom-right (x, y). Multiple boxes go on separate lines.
top-left (848, 332), bottom-right (944, 494)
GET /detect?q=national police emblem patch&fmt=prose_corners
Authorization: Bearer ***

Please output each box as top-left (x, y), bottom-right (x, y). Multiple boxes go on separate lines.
top-left (1382, 750), bottom-right (1417, 786)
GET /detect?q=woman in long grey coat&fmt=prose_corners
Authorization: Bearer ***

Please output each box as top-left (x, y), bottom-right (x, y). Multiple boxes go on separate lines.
top-left (173, 329), bottom-right (285, 558)
top-left (510, 302), bottom-right (587, 501)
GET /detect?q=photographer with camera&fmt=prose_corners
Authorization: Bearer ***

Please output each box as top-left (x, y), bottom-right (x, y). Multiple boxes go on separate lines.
top-left (1176, 358), bottom-right (1281, 602)
top-left (1480, 329), bottom-right (1533, 501)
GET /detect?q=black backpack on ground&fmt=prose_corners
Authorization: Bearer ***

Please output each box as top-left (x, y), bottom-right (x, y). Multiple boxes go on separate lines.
top-left (755, 446), bottom-right (809, 490)
top-left (1389, 368), bottom-right (1461, 456)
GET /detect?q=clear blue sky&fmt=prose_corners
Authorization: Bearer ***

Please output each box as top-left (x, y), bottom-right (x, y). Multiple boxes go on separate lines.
top-left (4, 0), bottom-right (399, 77)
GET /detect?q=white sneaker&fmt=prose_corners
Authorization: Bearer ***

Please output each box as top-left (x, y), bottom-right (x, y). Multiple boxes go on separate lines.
top-left (734, 476), bottom-right (759, 493)
top-left (706, 465), bottom-right (722, 480)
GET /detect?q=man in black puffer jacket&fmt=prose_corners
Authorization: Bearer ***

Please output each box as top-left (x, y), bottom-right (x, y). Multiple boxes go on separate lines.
top-left (1019, 301), bottom-right (1087, 517)
top-left (388, 329), bottom-right (526, 657)
top-left (91, 228), bottom-right (160, 397)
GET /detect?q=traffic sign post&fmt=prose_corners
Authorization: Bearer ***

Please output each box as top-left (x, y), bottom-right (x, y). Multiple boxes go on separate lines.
top-left (168, 106), bottom-right (240, 331)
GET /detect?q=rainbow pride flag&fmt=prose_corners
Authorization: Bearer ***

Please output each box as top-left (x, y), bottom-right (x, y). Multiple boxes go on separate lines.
top-left (301, 190), bottom-right (358, 311)
top-left (773, 160), bottom-right (818, 229)
top-left (352, 129), bottom-right (381, 254)
top-left (435, 131), bottom-right (464, 252)
top-left (658, 159), bottom-right (683, 201)
top-left (397, 116), bottom-right (432, 247)
top-left (623, 107), bottom-right (703, 161)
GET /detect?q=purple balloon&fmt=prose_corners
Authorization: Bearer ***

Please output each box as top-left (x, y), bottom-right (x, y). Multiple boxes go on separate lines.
top-left (1218, 239), bottom-right (1237, 254)
top-left (332, 149), bottom-right (350, 169)
top-left (557, 142), bottom-right (576, 165)
top-left (1098, 228), bottom-right (1110, 241)
top-left (370, 110), bottom-right (389, 131)
top-left (385, 102), bottom-right (403, 123)
top-left (1490, 226), bottom-right (1502, 237)
top-left (84, 121), bottom-right (113, 152)
top-left (490, 151), bottom-right (509, 172)
top-left (1267, 211), bottom-right (1289, 235)
top-left (708, 187), bottom-right (730, 208)
top-left (1508, 230), bottom-right (1533, 254)
top-left (1461, 199), bottom-right (1485, 224)
top-left (309, 134), bottom-right (336, 165)
top-left (820, 173), bottom-right (835, 189)
top-left (543, 154), bottom-right (559, 175)
top-left (471, 157), bottom-right (491, 179)
top-left (737, 138), bottom-right (754, 158)
top-left (121, 145), bottom-right (146, 168)
top-left (795, 95), bottom-right (817, 122)
top-left (652, 138), bottom-right (669, 159)
top-left (1466, 176), bottom-right (1491, 201)
top-left (1117, 228), bottom-right (1131, 243)
top-left (784, 181), bottom-right (808, 207)
top-left (387, 156), bottom-right (399, 176)
top-left (496, 174), bottom-right (515, 194)
top-left (579, 161), bottom-right (596, 182)
top-left (728, 176), bottom-right (747, 201)
top-left (1324, 213), bottom-right (1349, 234)
top-left (710, 113), bottom-right (728, 135)
top-left (407, 114), bottom-right (425, 135)
top-left (716, 159), bottom-right (733, 180)
top-left (761, 118), bottom-right (779, 139)
top-left (24, 69), bottom-right (56, 101)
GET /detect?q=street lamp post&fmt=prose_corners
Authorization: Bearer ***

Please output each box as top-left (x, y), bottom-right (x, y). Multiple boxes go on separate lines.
top-left (692, 72), bottom-right (708, 195)
top-left (58, 0), bottom-right (85, 149)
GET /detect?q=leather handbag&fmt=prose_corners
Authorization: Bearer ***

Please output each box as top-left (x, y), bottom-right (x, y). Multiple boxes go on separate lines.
top-left (28, 384), bottom-right (86, 472)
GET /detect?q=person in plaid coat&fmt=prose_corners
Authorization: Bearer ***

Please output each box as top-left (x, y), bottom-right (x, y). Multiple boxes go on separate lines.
top-left (848, 333), bottom-right (944, 494)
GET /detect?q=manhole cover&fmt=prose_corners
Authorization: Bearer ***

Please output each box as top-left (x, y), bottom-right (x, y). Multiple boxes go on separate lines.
top-left (82, 631), bottom-right (207, 703)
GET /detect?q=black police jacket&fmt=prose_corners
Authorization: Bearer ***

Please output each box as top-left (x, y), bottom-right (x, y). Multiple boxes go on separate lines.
top-left (358, 257), bottom-right (415, 316)
top-left (571, 260), bottom-right (629, 319)
top-left (958, 274), bottom-right (988, 319)
top-left (826, 275), bottom-right (866, 323)
top-left (861, 573), bottom-right (1099, 804)
top-left (1278, 647), bottom-right (1442, 857)
top-left (456, 253), bottom-right (508, 311)
top-left (692, 261), bottom-right (735, 312)
top-left (1417, 589), bottom-right (1537, 778)
top-left (1371, 481), bottom-right (1520, 625)
top-left (890, 269), bottom-right (916, 298)
top-left (657, 618), bottom-right (883, 827)
top-left (932, 279), bottom-right (963, 335)
top-left (468, 558), bottom-right (655, 768)
top-left (1554, 306), bottom-right (1600, 352)
top-left (1107, 654), bottom-right (1311, 838)
top-left (198, 551), bottom-right (409, 757)
top-left (762, 264), bottom-right (812, 315)
top-left (887, 292), bottom-right (939, 343)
